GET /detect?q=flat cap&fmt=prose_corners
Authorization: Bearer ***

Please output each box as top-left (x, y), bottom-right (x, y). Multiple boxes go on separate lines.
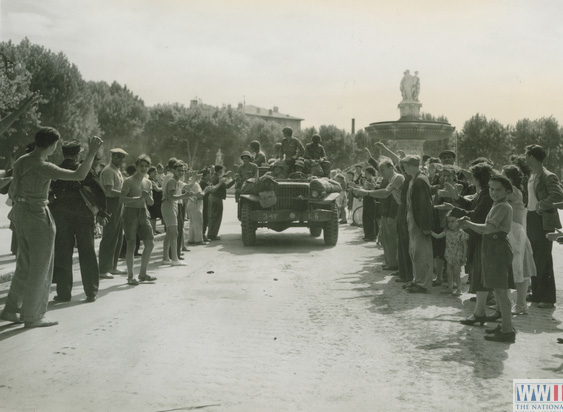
top-left (438, 150), bottom-right (456, 159)
top-left (402, 155), bottom-right (421, 166)
top-left (110, 148), bottom-right (128, 156)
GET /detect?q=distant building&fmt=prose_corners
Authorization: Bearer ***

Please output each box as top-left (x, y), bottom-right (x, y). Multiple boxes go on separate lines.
top-left (237, 103), bottom-right (304, 131)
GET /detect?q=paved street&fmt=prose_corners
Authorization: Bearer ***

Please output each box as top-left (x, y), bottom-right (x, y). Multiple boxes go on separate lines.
top-left (1, 197), bottom-right (563, 412)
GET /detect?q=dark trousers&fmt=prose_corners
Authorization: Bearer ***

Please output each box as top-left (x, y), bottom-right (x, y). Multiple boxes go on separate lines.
top-left (52, 205), bottom-right (99, 299)
top-left (177, 202), bottom-right (186, 255)
top-left (527, 211), bottom-right (556, 303)
top-left (207, 195), bottom-right (224, 239)
top-left (397, 204), bottom-right (413, 281)
top-left (362, 197), bottom-right (377, 240)
top-left (98, 197), bottom-right (123, 274)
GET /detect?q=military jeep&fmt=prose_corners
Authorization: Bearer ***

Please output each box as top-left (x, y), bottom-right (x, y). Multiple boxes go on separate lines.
top-left (238, 179), bottom-right (340, 247)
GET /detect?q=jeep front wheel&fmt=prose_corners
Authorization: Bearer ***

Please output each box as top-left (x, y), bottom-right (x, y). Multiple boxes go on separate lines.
top-left (323, 204), bottom-right (339, 246)
top-left (241, 202), bottom-right (256, 246)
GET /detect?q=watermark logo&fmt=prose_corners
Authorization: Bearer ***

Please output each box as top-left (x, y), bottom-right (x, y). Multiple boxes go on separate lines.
top-left (514, 380), bottom-right (563, 411)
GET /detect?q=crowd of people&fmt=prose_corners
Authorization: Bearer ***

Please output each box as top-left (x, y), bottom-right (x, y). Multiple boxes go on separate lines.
top-left (1, 125), bottom-right (563, 343)
top-left (349, 142), bottom-right (563, 343)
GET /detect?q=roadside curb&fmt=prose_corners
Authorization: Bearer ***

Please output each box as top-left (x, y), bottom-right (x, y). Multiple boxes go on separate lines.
top-left (0, 232), bottom-right (166, 285)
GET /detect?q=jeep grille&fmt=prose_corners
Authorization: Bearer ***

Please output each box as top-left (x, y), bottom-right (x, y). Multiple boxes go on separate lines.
top-left (274, 184), bottom-right (309, 210)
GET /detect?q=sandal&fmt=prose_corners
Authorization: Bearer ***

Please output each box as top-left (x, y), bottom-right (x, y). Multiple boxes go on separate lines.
top-left (127, 278), bottom-right (139, 286)
top-left (139, 274), bottom-right (157, 282)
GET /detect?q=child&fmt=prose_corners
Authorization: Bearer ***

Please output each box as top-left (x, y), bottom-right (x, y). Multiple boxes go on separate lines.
top-left (431, 213), bottom-right (468, 295)
top-left (459, 175), bottom-right (515, 343)
top-left (120, 154), bottom-right (157, 285)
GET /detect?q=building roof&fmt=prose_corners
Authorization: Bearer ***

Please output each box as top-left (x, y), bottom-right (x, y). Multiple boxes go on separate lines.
top-left (240, 104), bottom-right (304, 121)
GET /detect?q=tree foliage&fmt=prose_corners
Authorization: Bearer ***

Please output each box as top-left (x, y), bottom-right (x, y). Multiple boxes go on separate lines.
top-left (457, 114), bottom-right (512, 168)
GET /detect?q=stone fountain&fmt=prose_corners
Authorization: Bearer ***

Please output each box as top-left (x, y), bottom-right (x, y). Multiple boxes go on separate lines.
top-left (365, 70), bottom-right (455, 155)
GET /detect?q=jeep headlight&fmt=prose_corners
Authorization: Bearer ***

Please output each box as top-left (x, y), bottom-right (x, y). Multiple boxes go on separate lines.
top-left (311, 190), bottom-right (319, 198)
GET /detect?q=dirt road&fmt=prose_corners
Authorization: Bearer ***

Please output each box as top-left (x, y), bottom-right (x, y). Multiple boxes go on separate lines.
top-left (1, 198), bottom-right (562, 412)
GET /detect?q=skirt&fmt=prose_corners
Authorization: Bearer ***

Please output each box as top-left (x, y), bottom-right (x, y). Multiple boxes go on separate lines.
top-left (507, 221), bottom-right (536, 283)
top-left (481, 231), bottom-right (514, 289)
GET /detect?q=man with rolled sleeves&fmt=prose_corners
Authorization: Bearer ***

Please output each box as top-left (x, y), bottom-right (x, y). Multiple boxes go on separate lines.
top-left (280, 127), bottom-right (305, 175)
top-left (525, 144), bottom-right (563, 308)
top-left (98, 148), bottom-right (128, 279)
top-left (50, 141), bottom-right (104, 302)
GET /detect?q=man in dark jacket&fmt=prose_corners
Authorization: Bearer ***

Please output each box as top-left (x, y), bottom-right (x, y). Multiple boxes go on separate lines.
top-left (402, 155), bottom-right (434, 293)
top-left (525, 144), bottom-right (563, 308)
top-left (50, 141), bottom-right (107, 302)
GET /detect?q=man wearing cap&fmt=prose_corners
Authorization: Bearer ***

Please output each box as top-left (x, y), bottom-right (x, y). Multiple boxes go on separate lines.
top-left (49, 141), bottom-right (104, 303)
top-left (235, 151), bottom-right (258, 201)
top-left (304, 134), bottom-right (331, 177)
top-left (280, 127), bottom-right (305, 174)
top-left (402, 155), bottom-right (434, 293)
top-left (98, 148), bottom-right (128, 279)
top-left (438, 150), bottom-right (456, 166)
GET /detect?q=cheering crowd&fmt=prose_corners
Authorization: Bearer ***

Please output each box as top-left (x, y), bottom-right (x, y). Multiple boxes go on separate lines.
top-left (1, 126), bottom-right (563, 345)
top-left (351, 142), bottom-right (563, 343)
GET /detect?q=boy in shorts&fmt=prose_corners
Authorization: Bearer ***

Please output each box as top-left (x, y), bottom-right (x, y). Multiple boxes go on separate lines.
top-left (120, 154), bottom-right (157, 285)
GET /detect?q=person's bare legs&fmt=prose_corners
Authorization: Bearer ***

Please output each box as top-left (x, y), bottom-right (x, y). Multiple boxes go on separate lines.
top-left (494, 288), bottom-right (514, 333)
top-left (139, 239), bottom-right (154, 277)
top-left (163, 226), bottom-right (178, 262)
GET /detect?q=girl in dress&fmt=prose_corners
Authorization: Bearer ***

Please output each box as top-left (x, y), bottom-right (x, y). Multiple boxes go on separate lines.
top-left (431, 213), bottom-right (469, 295)
top-left (460, 175), bottom-right (516, 343)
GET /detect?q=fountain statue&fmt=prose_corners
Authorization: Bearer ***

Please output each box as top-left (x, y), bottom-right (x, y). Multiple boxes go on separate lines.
top-left (365, 70), bottom-right (454, 155)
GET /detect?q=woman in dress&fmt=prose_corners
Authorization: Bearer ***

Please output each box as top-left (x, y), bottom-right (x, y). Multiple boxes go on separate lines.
top-left (184, 171), bottom-right (206, 245)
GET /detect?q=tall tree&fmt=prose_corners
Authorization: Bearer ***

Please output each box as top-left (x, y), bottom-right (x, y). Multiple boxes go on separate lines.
top-left (457, 114), bottom-right (511, 168)
top-left (511, 117), bottom-right (561, 174)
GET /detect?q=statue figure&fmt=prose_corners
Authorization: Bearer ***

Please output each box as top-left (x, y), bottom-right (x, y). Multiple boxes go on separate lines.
top-left (215, 149), bottom-right (224, 166)
top-left (400, 70), bottom-right (413, 101)
top-left (412, 71), bottom-right (420, 101)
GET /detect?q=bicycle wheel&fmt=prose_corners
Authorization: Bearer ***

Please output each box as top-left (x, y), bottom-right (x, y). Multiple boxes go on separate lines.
top-left (352, 205), bottom-right (363, 227)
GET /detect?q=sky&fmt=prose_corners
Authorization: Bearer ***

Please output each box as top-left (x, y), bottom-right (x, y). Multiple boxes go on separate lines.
top-left (1, 0), bottom-right (562, 133)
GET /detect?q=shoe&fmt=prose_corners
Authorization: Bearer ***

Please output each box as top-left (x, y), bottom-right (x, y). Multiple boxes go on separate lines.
top-left (208, 236), bottom-right (221, 241)
top-left (110, 269), bottom-right (127, 275)
top-left (181, 247), bottom-right (189, 252)
top-left (178, 256), bottom-right (185, 260)
top-left (362, 237), bottom-right (375, 241)
top-left (53, 295), bottom-right (71, 303)
top-left (139, 274), bottom-right (157, 282)
top-left (395, 278), bottom-right (408, 283)
top-left (406, 285), bottom-right (427, 294)
top-left (526, 294), bottom-right (539, 303)
top-left (171, 260), bottom-right (186, 266)
top-left (340, 220), bottom-right (347, 224)
top-left (99, 273), bottom-right (114, 279)
top-left (384, 266), bottom-right (398, 271)
top-left (85, 295), bottom-right (97, 303)
top-left (203, 236), bottom-right (209, 242)
top-left (484, 328), bottom-right (516, 343)
top-left (161, 260), bottom-right (172, 265)
top-left (452, 289), bottom-right (462, 296)
top-left (469, 297), bottom-right (477, 302)
top-left (432, 279), bottom-right (443, 287)
top-left (402, 282), bottom-right (415, 289)
top-left (389, 271), bottom-right (400, 277)
top-left (485, 311), bottom-right (502, 322)
top-left (134, 253), bottom-right (142, 257)
top-left (24, 317), bottom-right (58, 328)
top-left (538, 302), bottom-right (555, 309)
top-left (460, 314), bottom-right (487, 326)
top-left (485, 325), bottom-right (502, 335)
top-left (512, 305), bottom-right (528, 315)
top-left (0, 311), bottom-right (23, 324)
top-left (127, 278), bottom-right (139, 286)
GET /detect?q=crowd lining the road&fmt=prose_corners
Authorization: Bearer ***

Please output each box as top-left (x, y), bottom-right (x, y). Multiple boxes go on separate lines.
top-left (1, 126), bottom-right (563, 344)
